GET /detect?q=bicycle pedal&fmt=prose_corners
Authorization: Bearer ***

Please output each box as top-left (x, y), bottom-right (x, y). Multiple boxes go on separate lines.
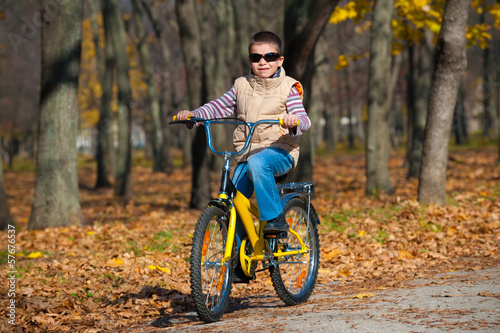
top-left (264, 231), bottom-right (288, 239)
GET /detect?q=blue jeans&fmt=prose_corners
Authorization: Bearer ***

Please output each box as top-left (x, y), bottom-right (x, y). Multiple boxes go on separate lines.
top-left (233, 147), bottom-right (293, 220)
top-left (232, 147), bottom-right (293, 246)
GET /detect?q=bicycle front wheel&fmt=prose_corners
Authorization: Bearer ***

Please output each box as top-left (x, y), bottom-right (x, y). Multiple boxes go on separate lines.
top-left (270, 197), bottom-right (320, 305)
top-left (190, 206), bottom-right (233, 322)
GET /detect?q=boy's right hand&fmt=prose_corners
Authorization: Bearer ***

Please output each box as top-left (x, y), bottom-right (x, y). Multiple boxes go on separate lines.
top-left (176, 110), bottom-right (195, 121)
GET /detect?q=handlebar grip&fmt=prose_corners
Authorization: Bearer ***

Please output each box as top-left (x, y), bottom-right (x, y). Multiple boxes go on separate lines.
top-left (170, 115), bottom-right (197, 125)
top-left (279, 118), bottom-right (300, 127)
top-left (172, 115), bottom-right (194, 121)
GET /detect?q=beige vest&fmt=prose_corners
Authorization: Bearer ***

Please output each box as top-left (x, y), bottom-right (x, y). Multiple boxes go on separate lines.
top-left (232, 68), bottom-right (301, 168)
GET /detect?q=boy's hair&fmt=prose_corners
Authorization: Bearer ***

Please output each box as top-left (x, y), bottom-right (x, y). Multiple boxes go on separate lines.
top-left (248, 31), bottom-right (283, 55)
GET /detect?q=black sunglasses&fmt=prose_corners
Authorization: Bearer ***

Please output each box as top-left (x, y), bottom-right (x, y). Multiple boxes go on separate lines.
top-left (249, 52), bottom-right (281, 63)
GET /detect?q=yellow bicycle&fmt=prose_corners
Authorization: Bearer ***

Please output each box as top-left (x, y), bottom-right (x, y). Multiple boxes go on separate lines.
top-left (170, 117), bottom-right (320, 322)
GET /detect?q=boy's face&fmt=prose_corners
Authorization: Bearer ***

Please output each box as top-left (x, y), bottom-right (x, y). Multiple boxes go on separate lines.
top-left (249, 43), bottom-right (284, 79)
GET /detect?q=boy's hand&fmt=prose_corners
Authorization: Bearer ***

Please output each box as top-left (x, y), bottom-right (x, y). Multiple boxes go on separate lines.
top-left (176, 110), bottom-right (195, 120)
top-left (281, 114), bottom-right (299, 128)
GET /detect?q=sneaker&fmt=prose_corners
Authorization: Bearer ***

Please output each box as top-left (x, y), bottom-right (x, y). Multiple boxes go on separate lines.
top-left (263, 215), bottom-right (289, 234)
top-left (233, 265), bottom-right (254, 284)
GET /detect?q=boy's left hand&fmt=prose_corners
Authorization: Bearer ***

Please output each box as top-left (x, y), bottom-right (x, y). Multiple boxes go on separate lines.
top-left (281, 114), bottom-right (299, 128)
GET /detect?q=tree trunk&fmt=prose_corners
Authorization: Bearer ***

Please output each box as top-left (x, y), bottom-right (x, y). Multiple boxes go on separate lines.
top-left (407, 30), bottom-right (433, 178)
top-left (389, 52), bottom-right (404, 150)
top-left (200, 0), bottom-right (234, 172)
top-left (87, 0), bottom-right (103, 75)
top-left (232, 0), bottom-right (250, 72)
top-left (131, 0), bottom-right (165, 173)
top-left (365, 0), bottom-right (395, 196)
top-left (284, 0), bottom-right (340, 80)
top-left (345, 63), bottom-right (355, 149)
top-left (141, 0), bottom-right (175, 174)
top-left (418, 0), bottom-right (469, 206)
top-left (497, 0), bottom-right (500, 161)
top-left (481, 8), bottom-right (493, 138)
top-left (0, 138), bottom-right (14, 230)
top-left (29, 1), bottom-right (84, 229)
top-left (452, 84), bottom-right (468, 145)
top-left (175, 0), bottom-right (211, 209)
top-left (95, 0), bottom-right (113, 189)
top-left (103, 0), bottom-right (133, 200)
top-left (284, 0), bottom-right (339, 182)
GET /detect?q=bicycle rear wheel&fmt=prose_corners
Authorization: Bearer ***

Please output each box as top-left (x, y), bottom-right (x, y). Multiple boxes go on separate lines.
top-left (270, 197), bottom-right (319, 305)
top-left (190, 206), bottom-right (233, 322)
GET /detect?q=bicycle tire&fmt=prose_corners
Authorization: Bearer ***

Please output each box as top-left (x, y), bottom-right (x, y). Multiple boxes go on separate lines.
top-left (190, 206), bottom-right (233, 322)
top-left (270, 197), bottom-right (320, 305)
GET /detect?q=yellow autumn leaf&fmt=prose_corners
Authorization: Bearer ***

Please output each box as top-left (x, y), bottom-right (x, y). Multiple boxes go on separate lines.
top-left (27, 252), bottom-right (42, 259)
top-left (338, 267), bottom-right (351, 277)
top-left (359, 230), bottom-right (365, 237)
top-left (148, 265), bottom-right (171, 273)
top-left (324, 248), bottom-right (342, 259)
top-left (398, 249), bottom-right (414, 260)
top-left (413, 0), bottom-right (428, 9)
top-left (334, 54), bottom-right (349, 70)
top-left (114, 258), bottom-right (123, 265)
top-left (156, 266), bottom-right (171, 274)
top-left (106, 258), bottom-right (123, 267)
top-left (351, 292), bottom-right (375, 299)
top-left (86, 231), bottom-right (95, 235)
top-left (188, 234), bottom-right (194, 238)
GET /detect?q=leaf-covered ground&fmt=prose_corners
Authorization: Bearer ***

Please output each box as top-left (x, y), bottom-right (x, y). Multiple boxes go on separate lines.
top-left (1, 148), bottom-right (499, 332)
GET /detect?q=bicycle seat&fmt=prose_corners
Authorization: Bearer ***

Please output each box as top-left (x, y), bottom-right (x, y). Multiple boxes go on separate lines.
top-left (274, 174), bottom-right (288, 184)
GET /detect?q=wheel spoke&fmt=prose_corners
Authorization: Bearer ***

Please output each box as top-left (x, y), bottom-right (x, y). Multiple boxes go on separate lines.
top-left (191, 206), bottom-right (233, 322)
top-left (271, 198), bottom-right (319, 305)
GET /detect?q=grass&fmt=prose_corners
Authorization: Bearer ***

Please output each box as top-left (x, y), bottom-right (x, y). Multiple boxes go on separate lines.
top-left (323, 210), bottom-right (360, 233)
top-left (148, 230), bottom-right (173, 252)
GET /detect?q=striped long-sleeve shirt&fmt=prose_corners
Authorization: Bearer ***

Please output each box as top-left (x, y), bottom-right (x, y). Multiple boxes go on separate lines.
top-left (192, 84), bottom-right (311, 136)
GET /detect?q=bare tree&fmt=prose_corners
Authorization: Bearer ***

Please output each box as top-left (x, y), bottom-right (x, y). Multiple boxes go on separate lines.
top-left (132, 0), bottom-right (165, 173)
top-left (0, 139), bottom-right (14, 230)
top-left (141, 0), bottom-right (175, 173)
top-left (418, 0), bottom-right (470, 205)
top-left (175, 0), bottom-right (211, 209)
top-left (103, 0), bottom-right (133, 200)
top-left (365, 0), bottom-right (395, 195)
top-left (497, 0), bottom-right (500, 162)
top-left (283, 0), bottom-right (339, 181)
top-left (94, 0), bottom-right (114, 189)
top-left (407, 31), bottom-right (433, 179)
top-left (29, 1), bottom-right (84, 229)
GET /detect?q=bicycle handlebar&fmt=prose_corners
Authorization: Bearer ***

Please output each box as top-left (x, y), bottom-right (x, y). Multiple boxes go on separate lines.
top-left (169, 116), bottom-right (298, 157)
top-left (170, 115), bottom-right (298, 127)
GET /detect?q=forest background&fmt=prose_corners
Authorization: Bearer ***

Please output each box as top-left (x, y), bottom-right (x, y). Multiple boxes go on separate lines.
top-left (0, 0), bottom-right (499, 331)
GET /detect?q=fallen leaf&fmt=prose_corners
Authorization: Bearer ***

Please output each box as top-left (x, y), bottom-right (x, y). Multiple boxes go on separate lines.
top-left (106, 258), bottom-right (123, 266)
top-left (350, 292), bottom-right (375, 299)
top-left (27, 252), bottom-right (42, 259)
top-left (398, 249), bottom-right (414, 260)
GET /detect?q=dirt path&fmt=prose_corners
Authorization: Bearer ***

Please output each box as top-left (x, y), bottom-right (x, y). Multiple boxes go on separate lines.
top-left (130, 265), bottom-right (500, 332)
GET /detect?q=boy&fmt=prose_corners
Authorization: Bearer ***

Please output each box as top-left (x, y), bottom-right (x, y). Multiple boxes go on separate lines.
top-left (176, 31), bottom-right (311, 234)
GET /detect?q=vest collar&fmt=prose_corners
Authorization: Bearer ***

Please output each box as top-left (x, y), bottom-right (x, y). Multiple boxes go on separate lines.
top-left (248, 67), bottom-right (286, 91)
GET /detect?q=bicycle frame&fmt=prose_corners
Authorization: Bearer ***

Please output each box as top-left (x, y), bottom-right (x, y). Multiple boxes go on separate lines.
top-left (170, 117), bottom-right (312, 275)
